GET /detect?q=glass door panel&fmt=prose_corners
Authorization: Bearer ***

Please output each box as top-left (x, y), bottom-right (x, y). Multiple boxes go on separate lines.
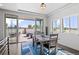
top-left (35, 19), bottom-right (43, 35)
top-left (18, 19), bottom-right (35, 42)
top-left (6, 18), bottom-right (18, 43)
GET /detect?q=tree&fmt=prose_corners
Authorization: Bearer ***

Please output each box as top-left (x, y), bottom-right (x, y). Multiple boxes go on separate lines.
top-left (32, 24), bottom-right (40, 29)
top-left (28, 25), bottom-right (32, 29)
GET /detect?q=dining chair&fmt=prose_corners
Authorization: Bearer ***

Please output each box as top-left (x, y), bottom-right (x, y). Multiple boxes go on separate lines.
top-left (43, 34), bottom-right (58, 55)
top-left (34, 32), bottom-right (44, 47)
top-left (33, 32), bottom-right (45, 54)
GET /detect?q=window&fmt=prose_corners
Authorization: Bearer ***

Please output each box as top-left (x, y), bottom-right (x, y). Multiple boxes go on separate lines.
top-left (70, 16), bottom-right (78, 33)
top-left (63, 16), bottom-right (78, 33)
top-left (63, 17), bottom-right (70, 32)
top-left (53, 19), bottom-right (60, 33)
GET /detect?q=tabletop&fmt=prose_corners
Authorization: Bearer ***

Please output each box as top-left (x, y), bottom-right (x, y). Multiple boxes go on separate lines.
top-left (35, 35), bottom-right (57, 42)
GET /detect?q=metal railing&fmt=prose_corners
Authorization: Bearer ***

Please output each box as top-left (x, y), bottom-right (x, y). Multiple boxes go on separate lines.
top-left (0, 37), bottom-right (9, 55)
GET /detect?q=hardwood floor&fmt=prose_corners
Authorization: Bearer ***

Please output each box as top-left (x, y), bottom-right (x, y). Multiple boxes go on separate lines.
top-left (58, 44), bottom-right (79, 55)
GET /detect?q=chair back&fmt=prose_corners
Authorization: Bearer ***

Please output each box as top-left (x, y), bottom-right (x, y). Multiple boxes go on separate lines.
top-left (49, 34), bottom-right (58, 47)
top-left (50, 34), bottom-right (58, 39)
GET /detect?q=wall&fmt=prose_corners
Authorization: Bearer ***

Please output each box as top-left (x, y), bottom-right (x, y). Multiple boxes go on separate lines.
top-left (47, 4), bottom-right (79, 51)
top-left (0, 10), bottom-right (5, 40)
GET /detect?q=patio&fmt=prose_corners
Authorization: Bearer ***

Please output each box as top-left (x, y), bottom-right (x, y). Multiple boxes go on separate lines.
top-left (18, 34), bottom-right (33, 43)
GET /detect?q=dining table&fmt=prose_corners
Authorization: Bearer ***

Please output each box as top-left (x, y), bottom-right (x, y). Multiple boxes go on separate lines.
top-left (33, 35), bottom-right (57, 54)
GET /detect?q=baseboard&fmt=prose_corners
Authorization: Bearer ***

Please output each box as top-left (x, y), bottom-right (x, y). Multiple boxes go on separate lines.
top-left (57, 43), bottom-right (79, 55)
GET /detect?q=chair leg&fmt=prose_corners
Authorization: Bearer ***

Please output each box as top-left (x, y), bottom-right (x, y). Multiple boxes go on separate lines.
top-left (54, 47), bottom-right (56, 55)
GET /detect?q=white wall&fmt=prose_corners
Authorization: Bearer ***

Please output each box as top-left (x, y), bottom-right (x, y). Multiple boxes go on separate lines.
top-left (48, 4), bottom-right (79, 51)
top-left (0, 10), bottom-right (5, 40)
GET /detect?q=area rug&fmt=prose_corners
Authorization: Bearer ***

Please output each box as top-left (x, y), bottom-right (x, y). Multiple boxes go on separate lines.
top-left (21, 42), bottom-right (32, 55)
top-left (21, 42), bottom-right (73, 55)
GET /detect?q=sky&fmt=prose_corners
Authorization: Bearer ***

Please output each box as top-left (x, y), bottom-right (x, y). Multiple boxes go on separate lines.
top-left (53, 19), bottom-right (60, 28)
top-left (18, 19), bottom-right (35, 27)
top-left (63, 16), bottom-right (77, 28)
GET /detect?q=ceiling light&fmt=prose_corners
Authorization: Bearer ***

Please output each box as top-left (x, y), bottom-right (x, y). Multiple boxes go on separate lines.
top-left (40, 3), bottom-right (46, 9)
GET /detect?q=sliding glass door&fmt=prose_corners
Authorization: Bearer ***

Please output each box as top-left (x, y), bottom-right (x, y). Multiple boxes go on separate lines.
top-left (6, 17), bottom-right (18, 44)
top-left (35, 19), bottom-right (43, 35)
top-left (5, 15), bottom-right (43, 43)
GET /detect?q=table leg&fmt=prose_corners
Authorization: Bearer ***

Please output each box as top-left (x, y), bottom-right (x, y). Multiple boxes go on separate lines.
top-left (33, 38), bottom-right (34, 47)
top-left (40, 42), bottom-right (43, 55)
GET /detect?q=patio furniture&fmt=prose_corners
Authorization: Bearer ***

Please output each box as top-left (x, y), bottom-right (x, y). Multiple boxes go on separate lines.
top-left (26, 33), bottom-right (33, 38)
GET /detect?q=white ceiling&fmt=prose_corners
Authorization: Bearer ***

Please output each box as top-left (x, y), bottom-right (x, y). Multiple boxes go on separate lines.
top-left (0, 3), bottom-right (68, 14)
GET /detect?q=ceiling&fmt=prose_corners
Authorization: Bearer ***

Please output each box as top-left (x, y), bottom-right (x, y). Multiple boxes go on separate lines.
top-left (0, 3), bottom-right (68, 14)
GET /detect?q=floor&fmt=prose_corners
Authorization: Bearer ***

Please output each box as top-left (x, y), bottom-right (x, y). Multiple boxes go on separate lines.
top-left (9, 34), bottom-right (32, 55)
top-left (9, 43), bottom-right (74, 55)
top-left (18, 34), bottom-right (32, 43)
top-left (9, 43), bottom-right (20, 55)
top-left (9, 34), bottom-right (74, 55)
